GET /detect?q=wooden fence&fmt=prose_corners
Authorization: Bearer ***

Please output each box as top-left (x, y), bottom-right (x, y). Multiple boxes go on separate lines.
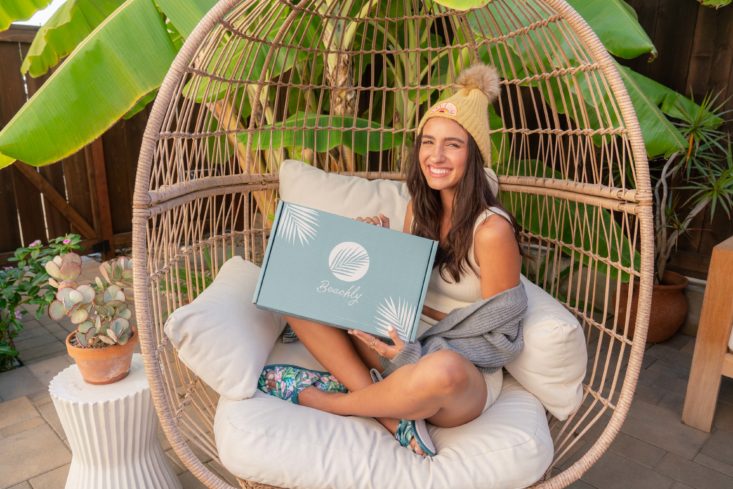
top-left (623, 0), bottom-right (733, 277)
top-left (0, 25), bottom-right (148, 264)
top-left (1, 1), bottom-right (732, 275)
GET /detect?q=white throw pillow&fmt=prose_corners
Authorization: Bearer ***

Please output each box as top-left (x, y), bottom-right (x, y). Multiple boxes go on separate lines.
top-left (215, 342), bottom-right (553, 489)
top-left (164, 257), bottom-right (285, 400)
top-left (278, 159), bottom-right (410, 230)
top-left (505, 276), bottom-right (587, 420)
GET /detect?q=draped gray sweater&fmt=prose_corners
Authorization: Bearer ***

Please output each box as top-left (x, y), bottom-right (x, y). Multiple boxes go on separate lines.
top-left (380, 283), bottom-right (527, 376)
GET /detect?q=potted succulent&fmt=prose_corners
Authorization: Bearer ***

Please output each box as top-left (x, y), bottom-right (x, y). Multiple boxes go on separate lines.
top-left (46, 252), bottom-right (137, 384)
top-left (622, 94), bottom-right (733, 342)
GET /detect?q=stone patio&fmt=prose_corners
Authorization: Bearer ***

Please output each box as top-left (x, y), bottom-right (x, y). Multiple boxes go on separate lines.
top-left (1, 260), bottom-right (731, 488)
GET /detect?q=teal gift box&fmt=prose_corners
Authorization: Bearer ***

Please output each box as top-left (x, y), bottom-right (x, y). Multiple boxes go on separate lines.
top-left (253, 201), bottom-right (438, 342)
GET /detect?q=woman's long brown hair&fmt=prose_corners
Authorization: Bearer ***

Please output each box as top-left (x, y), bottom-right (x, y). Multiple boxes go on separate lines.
top-left (406, 132), bottom-right (521, 283)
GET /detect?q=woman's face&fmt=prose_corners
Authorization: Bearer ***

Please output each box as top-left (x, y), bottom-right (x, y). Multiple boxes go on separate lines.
top-left (418, 117), bottom-right (470, 194)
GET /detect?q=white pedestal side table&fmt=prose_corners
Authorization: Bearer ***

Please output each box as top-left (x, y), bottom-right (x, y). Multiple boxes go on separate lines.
top-left (50, 354), bottom-right (182, 489)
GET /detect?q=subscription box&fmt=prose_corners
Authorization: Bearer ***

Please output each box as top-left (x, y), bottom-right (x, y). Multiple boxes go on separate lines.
top-left (253, 201), bottom-right (438, 342)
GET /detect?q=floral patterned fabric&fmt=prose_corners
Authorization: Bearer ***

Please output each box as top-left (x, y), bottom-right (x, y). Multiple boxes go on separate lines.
top-left (258, 364), bottom-right (347, 404)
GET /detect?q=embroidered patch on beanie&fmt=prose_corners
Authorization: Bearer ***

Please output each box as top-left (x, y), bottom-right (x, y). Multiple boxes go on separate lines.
top-left (431, 102), bottom-right (457, 116)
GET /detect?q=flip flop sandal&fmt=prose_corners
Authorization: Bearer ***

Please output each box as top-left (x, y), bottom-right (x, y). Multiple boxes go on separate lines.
top-left (395, 418), bottom-right (437, 457)
top-left (369, 368), bottom-right (437, 457)
top-left (258, 364), bottom-right (347, 405)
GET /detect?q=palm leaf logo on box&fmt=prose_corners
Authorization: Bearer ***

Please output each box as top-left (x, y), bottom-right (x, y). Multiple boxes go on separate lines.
top-left (280, 204), bottom-right (319, 246)
top-left (375, 297), bottom-right (417, 341)
top-left (328, 242), bottom-right (370, 282)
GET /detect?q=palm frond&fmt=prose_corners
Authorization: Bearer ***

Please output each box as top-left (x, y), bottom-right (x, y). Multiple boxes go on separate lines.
top-left (279, 204), bottom-right (319, 246)
top-left (374, 297), bottom-right (417, 340)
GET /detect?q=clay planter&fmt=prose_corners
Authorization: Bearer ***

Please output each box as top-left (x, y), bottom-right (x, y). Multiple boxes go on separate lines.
top-left (619, 271), bottom-right (689, 344)
top-left (65, 331), bottom-right (138, 384)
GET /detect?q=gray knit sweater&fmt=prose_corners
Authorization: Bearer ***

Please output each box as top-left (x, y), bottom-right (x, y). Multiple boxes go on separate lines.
top-left (380, 283), bottom-right (527, 376)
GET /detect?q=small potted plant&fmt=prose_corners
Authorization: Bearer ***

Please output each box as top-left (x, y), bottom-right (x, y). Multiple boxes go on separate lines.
top-left (46, 253), bottom-right (137, 384)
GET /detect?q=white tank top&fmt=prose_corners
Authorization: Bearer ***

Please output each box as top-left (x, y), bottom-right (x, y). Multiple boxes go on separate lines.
top-left (416, 206), bottom-right (512, 337)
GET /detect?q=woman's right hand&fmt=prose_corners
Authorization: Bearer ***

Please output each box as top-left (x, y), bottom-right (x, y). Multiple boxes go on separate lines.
top-left (355, 213), bottom-right (390, 228)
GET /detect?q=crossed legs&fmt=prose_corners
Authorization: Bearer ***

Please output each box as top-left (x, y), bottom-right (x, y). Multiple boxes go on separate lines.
top-left (283, 315), bottom-right (487, 432)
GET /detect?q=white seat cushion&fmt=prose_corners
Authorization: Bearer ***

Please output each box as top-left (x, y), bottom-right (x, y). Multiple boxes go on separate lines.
top-left (215, 342), bottom-right (553, 489)
top-left (164, 257), bottom-right (286, 400)
top-left (729, 325), bottom-right (733, 352)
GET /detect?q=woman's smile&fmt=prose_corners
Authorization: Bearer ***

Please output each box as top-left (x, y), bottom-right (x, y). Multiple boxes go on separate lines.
top-left (427, 165), bottom-right (452, 178)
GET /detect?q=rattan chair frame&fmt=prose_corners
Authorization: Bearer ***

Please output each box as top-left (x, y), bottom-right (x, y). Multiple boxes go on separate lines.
top-left (132, 1), bottom-right (654, 488)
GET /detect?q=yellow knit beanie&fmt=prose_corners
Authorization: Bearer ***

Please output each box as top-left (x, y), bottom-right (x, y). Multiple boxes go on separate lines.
top-left (417, 64), bottom-right (500, 167)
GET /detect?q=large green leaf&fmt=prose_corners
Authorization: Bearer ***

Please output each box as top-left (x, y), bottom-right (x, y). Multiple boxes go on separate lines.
top-left (21, 0), bottom-right (124, 77)
top-left (154, 0), bottom-right (216, 38)
top-left (566, 0), bottom-right (656, 59)
top-left (432, 0), bottom-right (491, 10)
top-left (0, 0), bottom-right (52, 31)
top-left (617, 65), bottom-right (688, 157)
top-left (699, 0), bottom-right (732, 8)
top-left (237, 113), bottom-right (403, 155)
top-left (0, 0), bottom-right (177, 168)
top-left (470, 1), bottom-right (688, 158)
top-left (622, 67), bottom-right (724, 127)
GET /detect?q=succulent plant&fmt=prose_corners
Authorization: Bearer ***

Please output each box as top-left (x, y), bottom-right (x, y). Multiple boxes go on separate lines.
top-left (47, 253), bottom-right (134, 348)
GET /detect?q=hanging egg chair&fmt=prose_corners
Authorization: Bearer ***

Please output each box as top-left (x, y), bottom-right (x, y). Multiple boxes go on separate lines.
top-left (132, 0), bottom-right (653, 487)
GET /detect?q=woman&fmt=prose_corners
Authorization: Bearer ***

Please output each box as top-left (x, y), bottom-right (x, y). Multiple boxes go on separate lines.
top-left (258, 64), bottom-right (526, 457)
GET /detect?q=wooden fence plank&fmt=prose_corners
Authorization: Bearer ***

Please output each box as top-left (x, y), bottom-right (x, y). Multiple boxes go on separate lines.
top-left (101, 110), bottom-right (149, 236)
top-left (13, 163), bottom-right (96, 238)
top-left (85, 139), bottom-right (114, 256)
top-left (22, 45), bottom-right (71, 241)
top-left (0, 42), bottom-right (24, 250)
top-left (0, 41), bottom-right (46, 245)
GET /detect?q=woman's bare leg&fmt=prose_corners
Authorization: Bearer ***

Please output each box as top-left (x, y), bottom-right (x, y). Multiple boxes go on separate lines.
top-left (298, 350), bottom-right (488, 429)
top-left (283, 316), bottom-right (401, 433)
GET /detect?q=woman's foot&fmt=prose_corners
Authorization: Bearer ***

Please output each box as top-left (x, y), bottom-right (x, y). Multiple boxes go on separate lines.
top-left (258, 365), bottom-right (346, 405)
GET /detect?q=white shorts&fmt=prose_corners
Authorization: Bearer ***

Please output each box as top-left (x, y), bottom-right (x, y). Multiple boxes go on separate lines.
top-left (482, 369), bottom-right (503, 413)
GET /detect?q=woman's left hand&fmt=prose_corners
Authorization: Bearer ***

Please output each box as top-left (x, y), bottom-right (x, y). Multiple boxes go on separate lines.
top-left (348, 326), bottom-right (405, 360)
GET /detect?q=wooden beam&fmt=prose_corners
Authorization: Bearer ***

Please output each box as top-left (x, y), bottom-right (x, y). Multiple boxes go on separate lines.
top-left (0, 26), bottom-right (37, 43)
top-left (85, 139), bottom-right (114, 258)
top-left (682, 236), bottom-right (733, 432)
top-left (13, 163), bottom-right (97, 239)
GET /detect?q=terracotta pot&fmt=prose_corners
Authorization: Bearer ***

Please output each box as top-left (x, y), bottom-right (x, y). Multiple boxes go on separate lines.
top-left (618, 271), bottom-right (689, 344)
top-left (65, 331), bottom-right (138, 385)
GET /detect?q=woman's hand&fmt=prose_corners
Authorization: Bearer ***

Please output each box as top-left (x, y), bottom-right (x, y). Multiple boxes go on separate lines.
top-left (355, 213), bottom-right (390, 228)
top-left (348, 326), bottom-right (404, 360)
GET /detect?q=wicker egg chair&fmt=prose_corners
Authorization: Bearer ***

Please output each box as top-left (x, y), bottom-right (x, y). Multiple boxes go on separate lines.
top-left (132, 0), bottom-right (653, 487)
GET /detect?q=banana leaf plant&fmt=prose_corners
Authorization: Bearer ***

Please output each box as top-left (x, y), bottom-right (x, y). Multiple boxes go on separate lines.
top-left (0, 0), bottom-right (726, 287)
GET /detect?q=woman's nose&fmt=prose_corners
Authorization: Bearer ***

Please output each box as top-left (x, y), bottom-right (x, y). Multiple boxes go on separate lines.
top-left (429, 144), bottom-right (445, 162)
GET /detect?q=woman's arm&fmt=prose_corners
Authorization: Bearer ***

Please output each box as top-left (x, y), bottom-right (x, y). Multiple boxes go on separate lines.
top-left (475, 215), bottom-right (521, 298)
top-left (402, 200), bottom-right (413, 234)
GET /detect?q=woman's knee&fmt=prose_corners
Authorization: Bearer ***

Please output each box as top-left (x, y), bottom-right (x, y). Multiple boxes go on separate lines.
top-left (412, 350), bottom-right (471, 396)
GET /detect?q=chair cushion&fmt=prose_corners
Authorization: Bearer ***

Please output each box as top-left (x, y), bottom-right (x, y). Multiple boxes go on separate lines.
top-left (729, 326), bottom-right (733, 352)
top-left (279, 159), bottom-right (411, 230)
top-left (164, 257), bottom-right (286, 400)
top-left (215, 342), bottom-right (553, 489)
top-left (506, 277), bottom-right (587, 420)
